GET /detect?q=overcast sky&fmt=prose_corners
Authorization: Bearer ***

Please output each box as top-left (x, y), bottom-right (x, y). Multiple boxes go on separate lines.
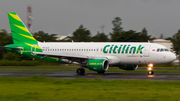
top-left (0, 0), bottom-right (180, 38)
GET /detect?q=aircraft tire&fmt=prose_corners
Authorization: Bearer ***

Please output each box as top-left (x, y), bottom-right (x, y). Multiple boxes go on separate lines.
top-left (148, 71), bottom-right (154, 75)
top-left (76, 68), bottom-right (85, 75)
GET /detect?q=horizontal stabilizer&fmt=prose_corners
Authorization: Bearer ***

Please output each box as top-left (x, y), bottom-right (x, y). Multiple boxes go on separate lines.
top-left (0, 46), bottom-right (23, 50)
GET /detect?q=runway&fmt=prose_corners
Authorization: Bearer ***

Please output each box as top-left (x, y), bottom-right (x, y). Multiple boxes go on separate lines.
top-left (0, 70), bottom-right (180, 81)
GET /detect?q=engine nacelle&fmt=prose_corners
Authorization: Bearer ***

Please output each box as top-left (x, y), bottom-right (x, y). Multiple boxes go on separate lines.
top-left (87, 59), bottom-right (109, 72)
top-left (119, 64), bottom-right (138, 70)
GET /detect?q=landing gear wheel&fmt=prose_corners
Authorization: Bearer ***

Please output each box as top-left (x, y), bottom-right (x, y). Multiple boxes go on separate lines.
top-left (76, 68), bottom-right (85, 75)
top-left (97, 71), bottom-right (105, 74)
top-left (148, 71), bottom-right (154, 75)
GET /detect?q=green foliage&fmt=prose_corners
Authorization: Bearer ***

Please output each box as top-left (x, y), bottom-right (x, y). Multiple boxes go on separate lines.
top-left (2, 52), bottom-right (21, 61)
top-left (92, 32), bottom-right (109, 42)
top-left (0, 60), bottom-right (40, 66)
top-left (33, 31), bottom-right (57, 42)
top-left (111, 17), bottom-right (123, 33)
top-left (0, 29), bottom-right (13, 59)
top-left (109, 17), bottom-right (151, 42)
top-left (172, 29), bottom-right (180, 54)
top-left (110, 17), bottom-right (123, 42)
top-left (2, 52), bottom-right (33, 61)
top-left (115, 30), bottom-right (140, 42)
top-left (110, 29), bottom-right (151, 42)
top-left (72, 25), bottom-right (91, 42)
top-left (0, 29), bottom-right (13, 45)
top-left (166, 37), bottom-right (173, 40)
top-left (139, 27), bottom-right (151, 42)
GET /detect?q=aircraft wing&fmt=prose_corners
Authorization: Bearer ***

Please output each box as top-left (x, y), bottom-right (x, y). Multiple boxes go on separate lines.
top-left (33, 52), bottom-right (96, 64)
top-left (33, 52), bottom-right (118, 64)
top-left (33, 52), bottom-right (89, 59)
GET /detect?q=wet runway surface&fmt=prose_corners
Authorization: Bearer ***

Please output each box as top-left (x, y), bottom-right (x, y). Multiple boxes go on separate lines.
top-left (0, 71), bottom-right (180, 81)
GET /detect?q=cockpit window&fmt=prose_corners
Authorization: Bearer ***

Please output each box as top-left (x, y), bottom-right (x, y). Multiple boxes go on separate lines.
top-left (157, 48), bottom-right (169, 52)
top-left (165, 49), bottom-right (169, 51)
top-left (157, 49), bottom-right (160, 52)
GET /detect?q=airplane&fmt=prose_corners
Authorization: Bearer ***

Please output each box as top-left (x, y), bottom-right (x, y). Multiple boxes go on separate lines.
top-left (1, 12), bottom-right (176, 75)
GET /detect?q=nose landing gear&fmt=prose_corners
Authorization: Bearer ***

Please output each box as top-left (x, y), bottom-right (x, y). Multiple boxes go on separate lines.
top-left (147, 64), bottom-right (154, 75)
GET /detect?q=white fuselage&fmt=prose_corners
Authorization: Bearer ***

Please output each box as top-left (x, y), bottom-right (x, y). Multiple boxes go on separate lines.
top-left (37, 42), bottom-right (176, 65)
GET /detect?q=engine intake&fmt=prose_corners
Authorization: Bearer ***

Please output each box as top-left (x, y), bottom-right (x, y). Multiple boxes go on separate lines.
top-left (87, 59), bottom-right (109, 72)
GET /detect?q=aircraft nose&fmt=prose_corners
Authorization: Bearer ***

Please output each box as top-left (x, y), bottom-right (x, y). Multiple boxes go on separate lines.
top-left (169, 53), bottom-right (176, 62)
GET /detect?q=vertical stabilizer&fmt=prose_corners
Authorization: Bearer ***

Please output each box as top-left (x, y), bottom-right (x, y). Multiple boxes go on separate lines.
top-left (8, 12), bottom-right (38, 44)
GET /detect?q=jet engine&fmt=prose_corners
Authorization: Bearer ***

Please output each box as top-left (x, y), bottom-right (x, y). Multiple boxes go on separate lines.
top-left (118, 64), bottom-right (138, 70)
top-left (87, 59), bottom-right (109, 72)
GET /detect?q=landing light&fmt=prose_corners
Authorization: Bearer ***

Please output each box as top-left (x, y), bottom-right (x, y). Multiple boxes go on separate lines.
top-left (148, 67), bottom-right (152, 71)
top-left (148, 63), bottom-right (153, 67)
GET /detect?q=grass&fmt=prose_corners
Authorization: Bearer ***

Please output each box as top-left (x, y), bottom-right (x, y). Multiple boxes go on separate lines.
top-left (0, 67), bottom-right (77, 71)
top-left (0, 66), bottom-right (180, 73)
top-left (0, 77), bottom-right (180, 101)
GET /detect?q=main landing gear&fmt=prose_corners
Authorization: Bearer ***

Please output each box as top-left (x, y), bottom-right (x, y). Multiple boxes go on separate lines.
top-left (76, 68), bottom-right (85, 75)
top-left (147, 63), bottom-right (154, 75)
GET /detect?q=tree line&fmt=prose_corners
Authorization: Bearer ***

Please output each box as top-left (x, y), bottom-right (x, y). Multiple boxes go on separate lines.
top-left (0, 16), bottom-right (180, 62)
top-left (72, 17), bottom-right (151, 42)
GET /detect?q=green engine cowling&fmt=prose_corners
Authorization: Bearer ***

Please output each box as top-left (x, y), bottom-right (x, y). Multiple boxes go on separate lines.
top-left (87, 59), bottom-right (109, 72)
top-left (119, 64), bottom-right (138, 70)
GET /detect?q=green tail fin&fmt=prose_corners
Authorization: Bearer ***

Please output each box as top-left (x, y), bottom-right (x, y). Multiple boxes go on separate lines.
top-left (8, 12), bottom-right (38, 44)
